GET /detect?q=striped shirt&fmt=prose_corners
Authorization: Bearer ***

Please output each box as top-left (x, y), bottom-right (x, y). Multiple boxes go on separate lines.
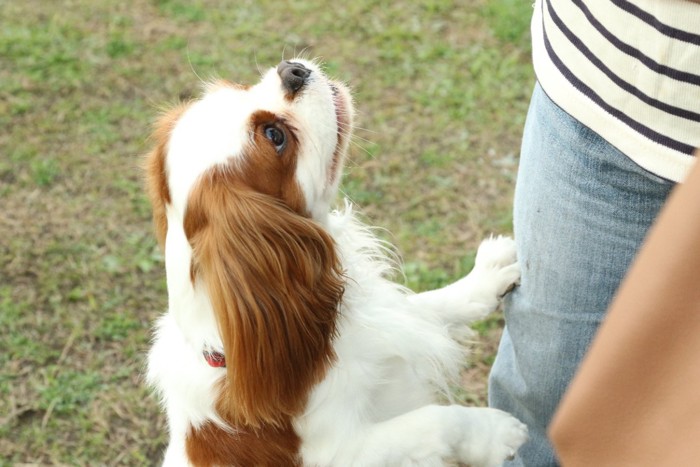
top-left (532, 0), bottom-right (700, 182)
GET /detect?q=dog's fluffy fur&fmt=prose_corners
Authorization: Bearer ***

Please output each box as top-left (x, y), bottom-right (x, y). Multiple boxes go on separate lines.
top-left (145, 59), bottom-right (527, 466)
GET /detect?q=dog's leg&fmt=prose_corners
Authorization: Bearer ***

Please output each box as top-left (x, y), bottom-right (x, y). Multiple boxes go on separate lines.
top-left (408, 236), bottom-right (519, 325)
top-left (330, 404), bottom-right (527, 467)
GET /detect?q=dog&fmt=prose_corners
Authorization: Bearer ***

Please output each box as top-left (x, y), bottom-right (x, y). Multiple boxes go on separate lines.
top-left (145, 59), bottom-right (527, 466)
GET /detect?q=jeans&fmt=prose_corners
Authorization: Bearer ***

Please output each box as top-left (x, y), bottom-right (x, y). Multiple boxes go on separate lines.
top-left (488, 84), bottom-right (675, 466)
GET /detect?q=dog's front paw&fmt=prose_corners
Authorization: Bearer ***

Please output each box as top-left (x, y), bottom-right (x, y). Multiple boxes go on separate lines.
top-left (482, 409), bottom-right (528, 466)
top-left (455, 408), bottom-right (528, 467)
top-left (473, 236), bottom-right (520, 297)
top-left (409, 236), bottom-right (520, 325)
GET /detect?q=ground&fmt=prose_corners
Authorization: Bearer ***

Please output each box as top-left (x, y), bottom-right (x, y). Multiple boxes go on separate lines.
top-left (0, 0), bottom-right (534, 464)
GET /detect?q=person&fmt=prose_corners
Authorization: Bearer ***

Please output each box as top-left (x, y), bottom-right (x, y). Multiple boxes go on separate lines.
top-left (487, 1), bottom-right (700, 465)
top-left (549, 149), bottom-right (700, 465)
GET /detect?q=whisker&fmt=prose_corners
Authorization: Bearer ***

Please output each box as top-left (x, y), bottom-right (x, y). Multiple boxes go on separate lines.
top-left (186, 43), bottom-right (206, 86)
top-left (348, 139), bottom-right (377, 161)
top-left (337, 122), bottom-right (377, 140)
top-left (253, 50), bottom-right (264, 78)
top-left (296, 47), bottom-right (311, 62)
top-left (349, 133), bottom-right (376, 148)
top-left (346, 123), bottom-right (378, 135)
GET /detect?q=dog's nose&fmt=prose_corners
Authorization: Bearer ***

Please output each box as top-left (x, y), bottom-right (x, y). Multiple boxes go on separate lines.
top-left (277, 61), bottom-right (311, 95)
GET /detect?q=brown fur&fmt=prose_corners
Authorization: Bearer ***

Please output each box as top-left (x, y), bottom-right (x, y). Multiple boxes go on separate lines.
top-left (184, 167), bottom-right (344, 428)
top-left (183, 108), bottom-right (344, 425)
top-left (144, 102), bottom-right (192, 247)
top-left (185, 420), bottom-right (301, 467)
top-left (241, 110), bottom-right (306, 211)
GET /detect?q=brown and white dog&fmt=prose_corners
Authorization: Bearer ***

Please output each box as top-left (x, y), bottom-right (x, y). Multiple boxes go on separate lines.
top-left (145, 59), bottom-right (527, 466)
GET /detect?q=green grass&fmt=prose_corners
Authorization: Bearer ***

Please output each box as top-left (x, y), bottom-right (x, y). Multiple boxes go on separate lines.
top-left (0, 0), bottom-right (534, 463)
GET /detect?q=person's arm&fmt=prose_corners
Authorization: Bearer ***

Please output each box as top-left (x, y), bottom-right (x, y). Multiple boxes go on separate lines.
top-left (549, 150), bottom-right (700, 466)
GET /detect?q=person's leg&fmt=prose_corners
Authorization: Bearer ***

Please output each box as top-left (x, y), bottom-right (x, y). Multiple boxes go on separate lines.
top-left (488, 83), bottom-right (675, 466)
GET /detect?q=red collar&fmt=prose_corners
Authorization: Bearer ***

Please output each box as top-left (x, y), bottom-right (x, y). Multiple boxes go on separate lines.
top-left (203, 350), bottom-right (226, 368)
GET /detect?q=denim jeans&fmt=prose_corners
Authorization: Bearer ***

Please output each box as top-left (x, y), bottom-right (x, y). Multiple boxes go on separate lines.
top-left (488, 84), bottom-right (675, 466)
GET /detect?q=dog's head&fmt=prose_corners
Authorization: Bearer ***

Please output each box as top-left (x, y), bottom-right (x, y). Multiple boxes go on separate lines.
top-left (145, 60), bottom-right (352, 428)
top-left (148, 59), bottom-right (354, 243)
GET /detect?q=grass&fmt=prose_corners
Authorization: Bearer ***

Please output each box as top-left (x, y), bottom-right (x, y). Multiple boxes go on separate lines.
top-left (0, 0), bottom-right (534, 464)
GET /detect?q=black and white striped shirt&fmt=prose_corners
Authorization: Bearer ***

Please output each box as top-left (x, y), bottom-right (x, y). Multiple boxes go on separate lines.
top-left (533, 0), bottom-right (700, 182)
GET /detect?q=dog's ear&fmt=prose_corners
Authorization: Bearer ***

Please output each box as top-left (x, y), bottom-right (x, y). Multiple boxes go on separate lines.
top-left (184, 169), bottom-right (344, 428)
top-left (144, 103), bottom-right (191, 248)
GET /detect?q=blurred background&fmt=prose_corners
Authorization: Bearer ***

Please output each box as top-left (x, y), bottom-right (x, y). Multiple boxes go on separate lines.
top-left (0, 0), bottom-right (534, 464)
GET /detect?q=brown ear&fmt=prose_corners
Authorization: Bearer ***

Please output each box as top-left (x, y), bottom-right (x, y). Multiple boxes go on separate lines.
top-left (184, 169), bottom-right (344, 428)
top-left (143, 103), bottom-right (191, 248)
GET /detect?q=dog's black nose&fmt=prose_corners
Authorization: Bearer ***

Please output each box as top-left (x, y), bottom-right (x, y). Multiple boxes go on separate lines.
top-left (277, 61), bottom-right (311, 95)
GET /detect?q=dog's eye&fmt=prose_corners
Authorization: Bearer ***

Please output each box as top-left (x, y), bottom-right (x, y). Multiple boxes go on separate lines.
top-left (264, 125), bottom-right (286, 152)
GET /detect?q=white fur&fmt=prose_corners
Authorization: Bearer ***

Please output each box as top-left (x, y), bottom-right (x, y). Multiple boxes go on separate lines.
top-left (147, 59), bottom-right (527, 466)
top-left (296, 210), bottom-right (526, 466)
